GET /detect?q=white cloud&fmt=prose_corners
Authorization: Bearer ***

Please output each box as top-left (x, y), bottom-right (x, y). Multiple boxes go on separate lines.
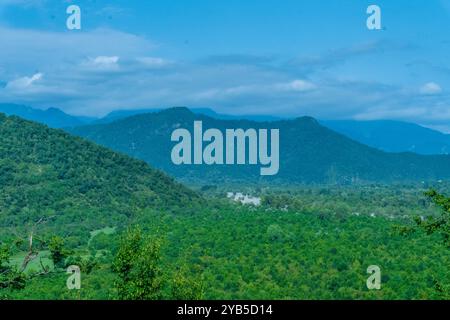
top-left (83, 56), bottom-right (120, 71)
top-left (191, 80), bottom-right (316, 102)
top-left (6, 73), bottom-right (43, 90)
top-left (420, 82), bottom-right (442, 95)
top-left (0, 27), bottom-right (155, 74)
top-left (0, 24), bottom-right (447, 132)
top-left (278, 80), bottom-right (317, 92)
top-left (93, 56), bottom-right (119, 65)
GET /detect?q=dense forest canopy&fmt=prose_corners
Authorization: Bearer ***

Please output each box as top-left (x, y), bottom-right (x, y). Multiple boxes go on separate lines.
top-left (0, 113), bottom-right (448, 300)
top-left (0, 113), bottom-right (201, 246)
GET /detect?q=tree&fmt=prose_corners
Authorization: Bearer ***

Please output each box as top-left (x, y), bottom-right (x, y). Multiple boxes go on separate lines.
top-left (48, 236), bottom-right (69, 269)
top-left (112, 227), bottom-right (162, 300)
top-left (400, 189), bottom-right (450, 299)
top-left (0, 244), bottom-right (26, 290)
top-left (418, 190), bottom-right (450, 247)
top-left (171, 265), bottom-right (204, 300)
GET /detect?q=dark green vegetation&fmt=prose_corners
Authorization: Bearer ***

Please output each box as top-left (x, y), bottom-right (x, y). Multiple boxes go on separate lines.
top-left (1, 188), bottom-right (449, 300)
top-left (70, 108), bottom-right (450, 185)
top-left (0, 113), bottom-right (200, 247)
top-left (98, 108), bottom-right (450, 156)
top-left (0, 112), bottom-right (448, 300)
top-left (406, 189), bottom-right (450, 248)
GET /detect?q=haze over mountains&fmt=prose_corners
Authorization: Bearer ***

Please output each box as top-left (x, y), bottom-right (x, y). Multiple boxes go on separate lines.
top-left (0, 103), bottom-right (95, 128)
top-left (2, 103), bottom-right (449, 156)
top-left (70, 107), bottom-right (450, 185)
top-left (96, 107), bottom-right (283, 124)
top-left (321, 120), bottom-right (450, 155)
top-left (101, 108), bottom-right (450, 156)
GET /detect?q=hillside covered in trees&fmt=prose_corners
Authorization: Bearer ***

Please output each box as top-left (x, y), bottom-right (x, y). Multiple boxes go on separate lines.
top-left (70, 108), bottom-right (450, 185)
top-left (0, 113), bottom-right (448, 300)
top-left (0, 113), bottom-right (201, 247)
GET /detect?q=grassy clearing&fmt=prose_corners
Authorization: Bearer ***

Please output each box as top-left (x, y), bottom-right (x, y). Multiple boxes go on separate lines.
top-left (9, 250), bottom-right (54, 274)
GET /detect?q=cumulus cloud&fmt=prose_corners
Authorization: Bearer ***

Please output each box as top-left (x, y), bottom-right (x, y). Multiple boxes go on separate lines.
top-left (420, 82), bottom-right (442, 95)
top-left (0, 24), bottom-right (448, 133)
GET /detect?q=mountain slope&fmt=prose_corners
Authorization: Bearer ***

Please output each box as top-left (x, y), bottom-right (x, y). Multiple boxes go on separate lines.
top-left (70, 108), bottom-right (450, 185)
top-left (0, 113), bottom-right (200, 244)
top-left (0, 103), bottom-right (95, 128)
top-left (97, 107), bottom-right (282, 124)
top-left (5, 104), bottom-right (450, 156)
top-left (321, 120), bottom-right (450, 155)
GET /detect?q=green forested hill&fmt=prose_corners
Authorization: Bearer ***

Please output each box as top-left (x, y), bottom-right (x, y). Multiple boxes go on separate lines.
top-left (0, 113), bottom-right (200, 245)
top-left (0, 112), bottom-right (449, 300)
top-left (71, 108), bottom-right (450, 185)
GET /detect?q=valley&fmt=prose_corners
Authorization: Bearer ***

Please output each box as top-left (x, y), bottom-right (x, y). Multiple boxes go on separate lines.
top-left (0, 110), bottom-right (448, 300)
top-left (1, 0), bottom-right (449, 305)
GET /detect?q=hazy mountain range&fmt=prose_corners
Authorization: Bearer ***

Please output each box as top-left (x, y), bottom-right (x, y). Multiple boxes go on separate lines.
top-left (2, 103), bottom-right (450, 156)
top-left (69, 107), bottom-right (450, 185)
top-left (321, 120), bottom-right (450, 155)
top-left (95, 107), bottom-right (283, 124)
top-left (0, 103), bottom-right (95, 128)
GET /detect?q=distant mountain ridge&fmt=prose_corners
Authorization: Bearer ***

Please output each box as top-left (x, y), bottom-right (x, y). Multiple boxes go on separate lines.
top-left (90, 107), bottom-right (450, 156)
top-left (3, 103), bottom-right (450, 156)
top-left (70, 107), bottom-right (450, 185)
top-left (321, 120), bottom-right (450, 155)
top-left (97, 107), bottom-right (282, 124)
top-left (0, 103), bottom-right (96, 128)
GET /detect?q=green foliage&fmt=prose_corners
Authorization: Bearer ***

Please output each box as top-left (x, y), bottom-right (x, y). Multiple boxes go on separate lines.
top-left (0, 244), bottom-right (26, 290)
top-left (157, 203), bottom-right (449, 300)
top-left (0, 113), bottom-right (202, 246)
top-left (65, 255), bottom-right (97, 275)
top-left (171, 265), bottom-right (204, 300)
top-left (48, 236), bottom-right (69, 269)
top-left (89, 231), bottom-right (118, 252)
top-left (417, 190), bottom-right (450, 246)
top-left (2, 191), bottom-right (449, 300)
top-left (266, 224), bottom-right (286, 242)
top-left (113, 227), bottom-right (163, 300)
top-left (1, 112), bottom-right (449, 300)
top-left (0, 245), bottom-right (8, 266)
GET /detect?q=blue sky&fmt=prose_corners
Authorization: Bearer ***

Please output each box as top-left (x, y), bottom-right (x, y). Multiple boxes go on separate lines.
top-left (0, 0), bottom-right (449, 132)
